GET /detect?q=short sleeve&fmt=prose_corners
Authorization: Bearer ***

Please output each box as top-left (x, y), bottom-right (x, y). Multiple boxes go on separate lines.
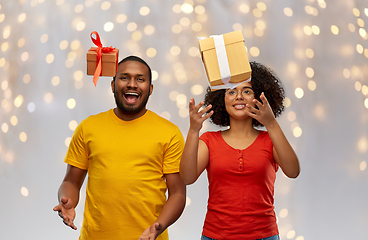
top-left (263, 131), bottom-right (279, 172)
top-left (64, 121), bottom-right (89, 170)
top-left (162, 126), bottom-right (185, 174)
top-left (199, 131), bottom-right (211, 147)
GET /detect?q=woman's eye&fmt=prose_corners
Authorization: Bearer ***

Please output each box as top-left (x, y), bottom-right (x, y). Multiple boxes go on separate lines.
top-left (229, 90), bottom-right (236, 95)
top-left (244, 89), bottom-right (253, 94)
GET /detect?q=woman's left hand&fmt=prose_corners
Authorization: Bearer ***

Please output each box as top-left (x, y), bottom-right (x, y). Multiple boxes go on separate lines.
top-left (245, 92), bottom-right (276, 127)
top-left (247, 93), bottom-right (300, 179)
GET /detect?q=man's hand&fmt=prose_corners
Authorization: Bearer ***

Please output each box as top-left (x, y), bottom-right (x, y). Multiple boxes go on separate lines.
top-left (138, 222), bottom-right (162, 240)
top-left (53, 197), bottom-right (77, 230)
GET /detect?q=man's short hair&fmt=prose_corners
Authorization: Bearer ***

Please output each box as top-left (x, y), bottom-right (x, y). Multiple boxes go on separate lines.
top-left (113, 56), bottom-right (152, 84)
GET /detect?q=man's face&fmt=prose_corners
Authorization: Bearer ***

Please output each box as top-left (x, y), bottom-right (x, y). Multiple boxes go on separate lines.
top-left (111, 60), bottom-right (153, 120)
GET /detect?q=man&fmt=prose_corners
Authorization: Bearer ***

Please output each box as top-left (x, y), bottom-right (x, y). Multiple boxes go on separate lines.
top-left (53, 56), bottom-right (186, 240)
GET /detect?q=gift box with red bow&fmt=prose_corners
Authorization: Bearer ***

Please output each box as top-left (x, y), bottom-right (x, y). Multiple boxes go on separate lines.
top-left (86, 31), bottom-right (119, 86)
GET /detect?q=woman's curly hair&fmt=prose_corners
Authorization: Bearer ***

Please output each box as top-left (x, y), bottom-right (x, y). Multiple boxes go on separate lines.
top-left (204, 61), bottom-right (285, 127)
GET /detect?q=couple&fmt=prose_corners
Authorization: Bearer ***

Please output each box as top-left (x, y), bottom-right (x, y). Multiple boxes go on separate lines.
top-left (53, 55), bottom-right (300, 240)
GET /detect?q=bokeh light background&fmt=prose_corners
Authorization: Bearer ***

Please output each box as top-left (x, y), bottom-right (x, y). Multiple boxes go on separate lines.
top-left (1, 0), bottom-right (368, 239)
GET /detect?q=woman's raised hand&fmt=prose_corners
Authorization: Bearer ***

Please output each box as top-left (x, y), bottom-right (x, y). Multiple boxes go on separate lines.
top-left (245, 92), bottom-right (277, 127)
top-left (188, 98), bottom-right (213, 132)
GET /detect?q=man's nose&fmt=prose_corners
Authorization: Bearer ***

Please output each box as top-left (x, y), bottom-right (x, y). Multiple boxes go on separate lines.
top-left (127, 78), bottom-right (138, 88)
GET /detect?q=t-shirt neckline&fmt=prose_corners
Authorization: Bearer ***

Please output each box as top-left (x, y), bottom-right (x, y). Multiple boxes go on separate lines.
top-left (219, 130), bottom-right (262, 151)
top-left (109, 108), bottom-right (150, 125)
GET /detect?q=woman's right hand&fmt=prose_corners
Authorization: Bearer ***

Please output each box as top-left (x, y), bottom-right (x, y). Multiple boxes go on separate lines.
top-left (188, 98), bottom-right (213, 132)
top-left (180, 98), bottom-right (212, 185)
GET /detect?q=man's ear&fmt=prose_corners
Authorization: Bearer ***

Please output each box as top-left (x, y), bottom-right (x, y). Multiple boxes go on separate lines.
top-left (111, 80), bottom-right (115, 93)
top-left (149, 84), bottom-right (153, 96)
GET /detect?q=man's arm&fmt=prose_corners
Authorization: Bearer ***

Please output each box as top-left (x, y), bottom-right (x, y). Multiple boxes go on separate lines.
top-left (53, 164), bottom-right (87, 230)
top-left (139, 172), bottom-right (186, 240)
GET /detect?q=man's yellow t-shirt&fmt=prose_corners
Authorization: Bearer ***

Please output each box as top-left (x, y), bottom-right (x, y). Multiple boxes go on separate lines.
top-left (64, 109), bottom-right (185, 240)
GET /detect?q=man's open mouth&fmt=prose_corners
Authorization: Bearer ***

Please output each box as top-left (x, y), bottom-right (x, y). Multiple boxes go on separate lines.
top-left (123, 92), bottom-right (140, 104)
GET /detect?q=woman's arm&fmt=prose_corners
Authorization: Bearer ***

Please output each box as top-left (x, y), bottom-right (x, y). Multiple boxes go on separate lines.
top-left (180, 98), bottom-right (213, 185)
top-left (267, 121), bottom-right (300, 178)
top-left (246, 93), bottom-right (300, 178)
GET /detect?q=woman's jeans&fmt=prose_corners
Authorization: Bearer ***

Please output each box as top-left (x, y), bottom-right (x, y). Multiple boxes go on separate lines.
top-left (201, 234), bottom-right (280, 240)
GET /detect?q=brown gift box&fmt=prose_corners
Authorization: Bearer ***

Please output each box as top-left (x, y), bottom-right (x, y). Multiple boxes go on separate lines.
top-left (198, 30), bottom-right (251, 88)
top-left (86, 47), bottom-right (119, 77)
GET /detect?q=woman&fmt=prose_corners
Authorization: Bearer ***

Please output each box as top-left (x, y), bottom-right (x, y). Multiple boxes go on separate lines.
top-left (180, 61), bottom-right (300, 240)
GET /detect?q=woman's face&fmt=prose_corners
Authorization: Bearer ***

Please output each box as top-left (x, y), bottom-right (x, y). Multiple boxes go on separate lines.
top-left (224, 81), bottom-right (255, 120)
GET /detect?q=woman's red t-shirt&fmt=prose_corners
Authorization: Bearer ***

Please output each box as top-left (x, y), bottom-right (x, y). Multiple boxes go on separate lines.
top-left (200, 130), bottom-right (279, 240)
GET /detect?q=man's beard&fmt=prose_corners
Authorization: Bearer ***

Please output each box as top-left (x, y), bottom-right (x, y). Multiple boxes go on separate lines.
top-left (114, 88), bottom-right (150, 115)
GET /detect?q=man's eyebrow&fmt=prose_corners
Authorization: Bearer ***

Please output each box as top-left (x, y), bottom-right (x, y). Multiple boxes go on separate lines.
top-left (119, 73), bottom-right (146, 77)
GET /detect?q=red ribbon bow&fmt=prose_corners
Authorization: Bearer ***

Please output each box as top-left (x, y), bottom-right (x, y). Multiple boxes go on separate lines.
top-left (90, 31), bottom-right (116, 86)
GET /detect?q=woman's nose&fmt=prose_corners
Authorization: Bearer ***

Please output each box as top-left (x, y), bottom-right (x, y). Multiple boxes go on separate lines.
top-left (235, 90), bottom-right (244, 99)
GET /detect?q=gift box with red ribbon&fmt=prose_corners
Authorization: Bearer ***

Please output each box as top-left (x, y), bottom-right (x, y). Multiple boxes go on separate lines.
top-left (86, 31), bottom-right (119, 86)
